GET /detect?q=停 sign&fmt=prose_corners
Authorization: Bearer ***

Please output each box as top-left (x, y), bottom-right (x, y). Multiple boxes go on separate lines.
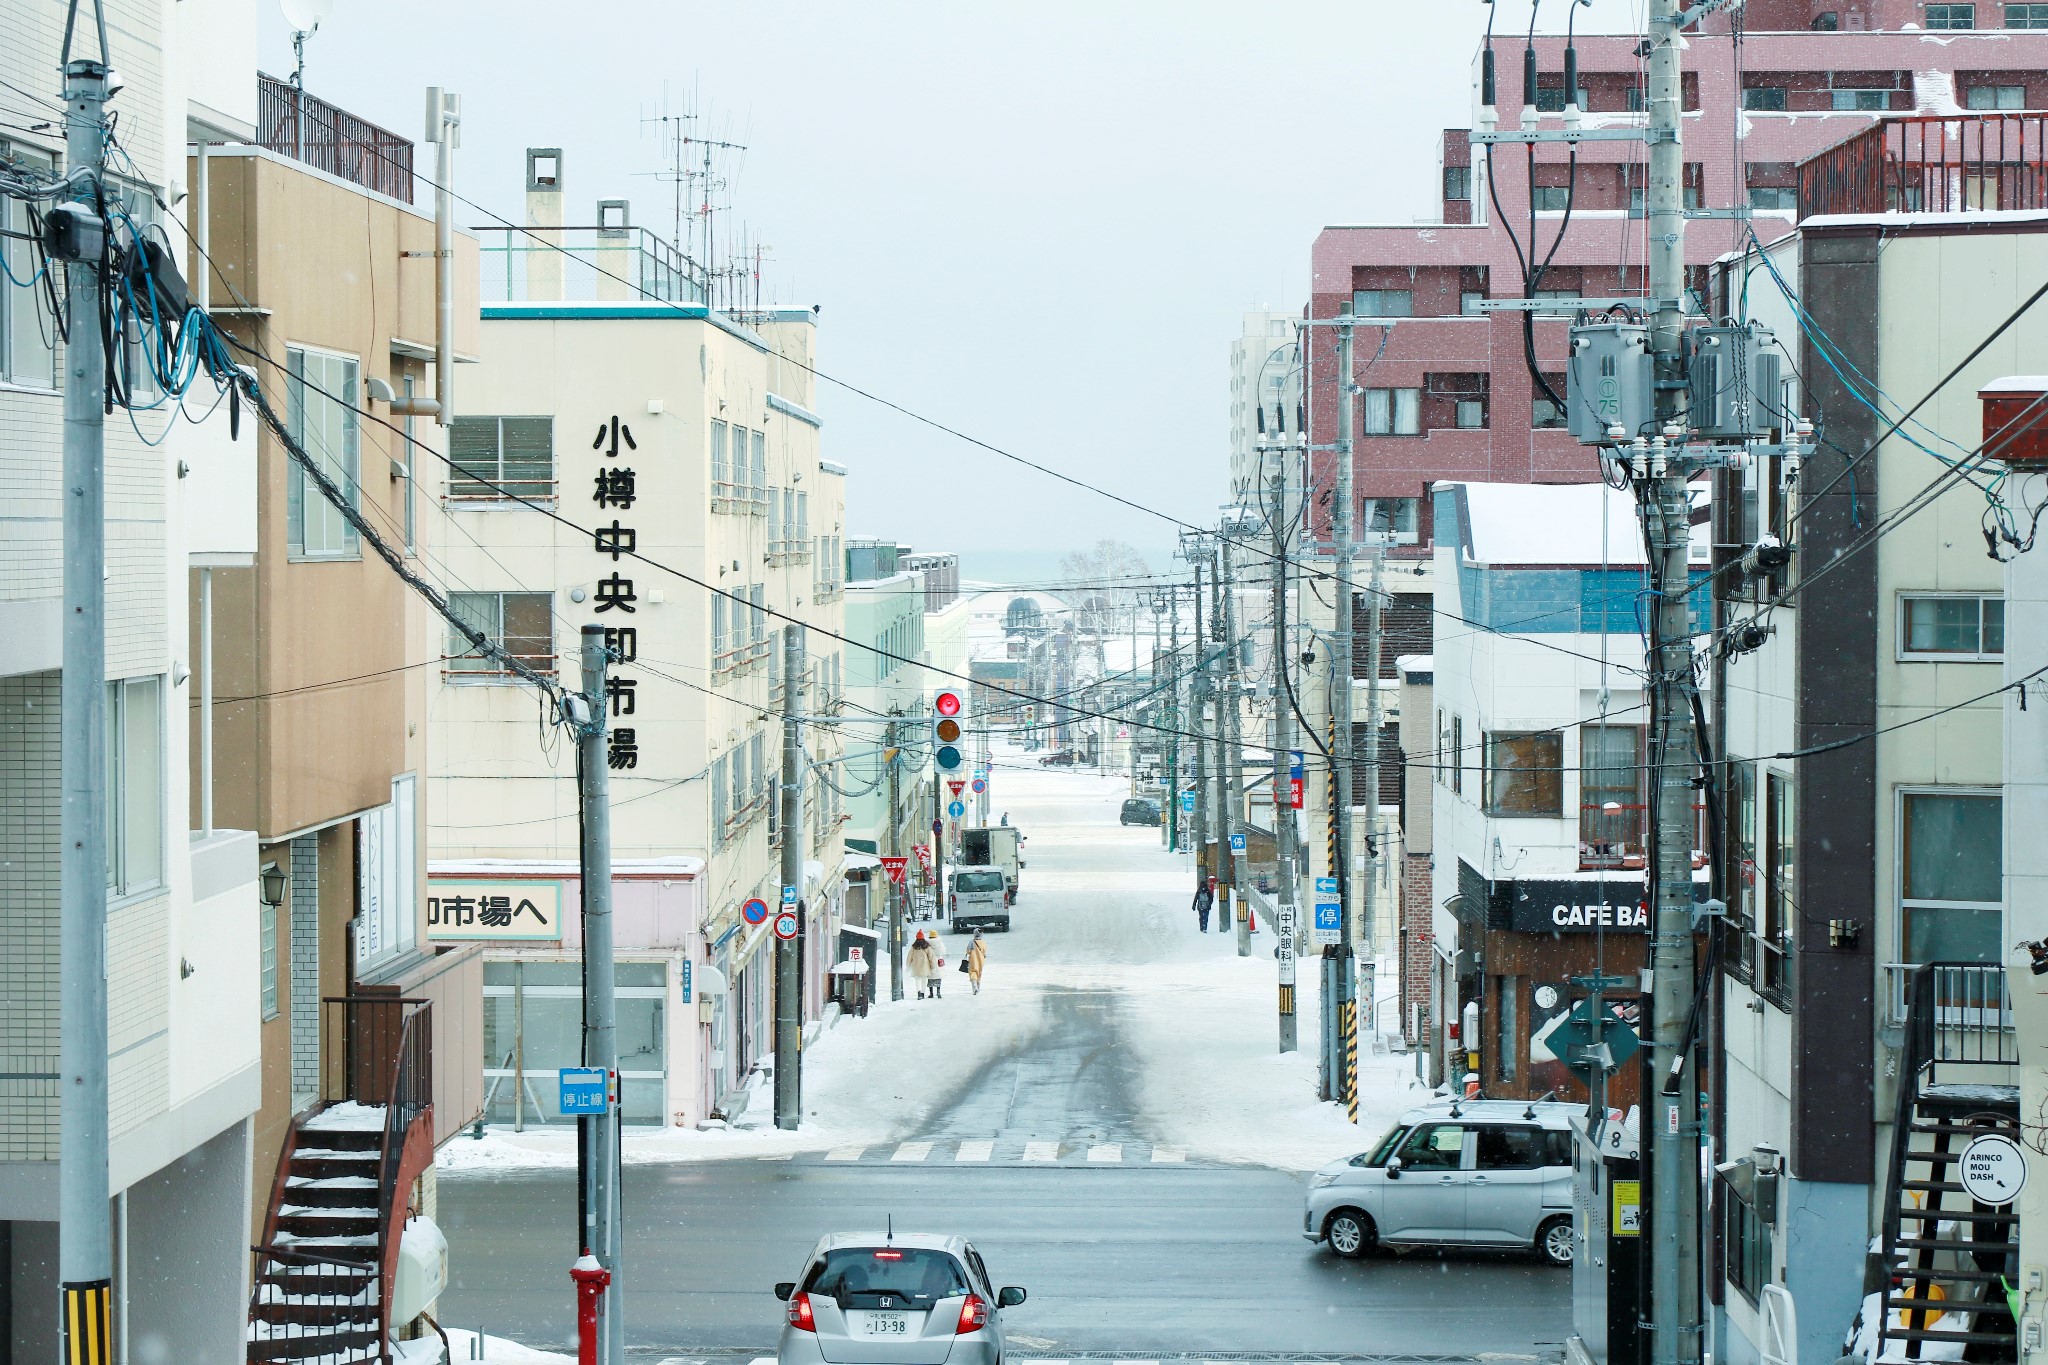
top-left (1313, 901), bottom-right (1342, 946)
top-left (427, 880), bottom-right (563, 942)
top-left (559, 1067), bottom-right (609, 1115)
top-left (1229, 832), bottom-right (1246, 854)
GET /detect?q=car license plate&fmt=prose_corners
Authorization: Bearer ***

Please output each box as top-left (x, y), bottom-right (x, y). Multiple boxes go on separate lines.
top-left (863, 1313), bottom-right (911, 1336)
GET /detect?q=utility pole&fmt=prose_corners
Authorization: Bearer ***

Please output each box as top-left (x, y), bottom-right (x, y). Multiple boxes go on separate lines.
top-left (1269, 465), bottom-right (1300, 1052)
top-left (775, 624), bottom-right (806, 1129)
top-left (576, 625), bottom-right (623, 1365)
top-left (1642, 0), bottom-right (1703, 1360)
top-left (1328, 315), bottom-right (1359, 1121)
top-left (57, 35), bottom-right (113, 1362)
top-left (1220, 535), bottom-right (1250, 957)
top-left (1209, 553), bottom-right (1231, 937)
top-left (1166, 584), bottom-right (1181, 853)
top-left (1358, 538), bottom-right (1386, 1056)
top-left (1189, 558), bottom-right (1210, 893)
top-left (886, 717), bottom-right (905, 1002)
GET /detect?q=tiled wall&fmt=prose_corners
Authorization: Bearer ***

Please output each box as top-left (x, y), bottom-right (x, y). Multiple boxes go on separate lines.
top-left (0, 671), bottom-right (60, 1159)
top-left (290, 835), bottom-right (320, 1107)
top-left (108, 892), bottom-right (169, 1138)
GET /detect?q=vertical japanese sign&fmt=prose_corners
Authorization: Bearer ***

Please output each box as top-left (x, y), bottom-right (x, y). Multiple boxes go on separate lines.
top-left (592, 415), bottom-right (642, 771)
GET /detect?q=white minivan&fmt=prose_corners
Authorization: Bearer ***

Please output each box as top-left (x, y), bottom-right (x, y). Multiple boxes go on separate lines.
top-left (1302, 1099), bottom-right (1579, 1266)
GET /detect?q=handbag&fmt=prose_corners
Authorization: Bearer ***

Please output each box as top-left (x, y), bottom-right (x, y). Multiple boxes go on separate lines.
top-left (958, 957), bottom-right (972, 974)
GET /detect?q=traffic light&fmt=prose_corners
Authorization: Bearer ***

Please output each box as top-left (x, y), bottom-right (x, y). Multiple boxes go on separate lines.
top-left (932, 688), bottom-right (966, 771)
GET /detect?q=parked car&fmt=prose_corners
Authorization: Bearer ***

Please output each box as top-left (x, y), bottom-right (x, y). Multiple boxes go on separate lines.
top-left (1302, 1100), bottom-right (1579, 1266)
top-left (1119, 797), bottom-right (1162, 827)
top-left (1038, 749), bottom-right (1082, 767)
top-left (774, 1232), bottom-right (1026, 1365)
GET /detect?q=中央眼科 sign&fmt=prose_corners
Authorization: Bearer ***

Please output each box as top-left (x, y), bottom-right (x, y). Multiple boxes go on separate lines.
top-left (427, 880), bottom-right (563, 942)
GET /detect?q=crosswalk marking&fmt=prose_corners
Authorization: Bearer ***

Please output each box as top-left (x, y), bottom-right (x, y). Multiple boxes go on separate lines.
top-left (891, 1141), bottom-right (934, 1162)
top-left (1021, 1141), bottom-right (1061, 1162)
top-left (1150, 1145), bottom-right (1187, 1163)
top-left (759, 1152), bottom-right (795, 1161)
top-left (824, 1145), bottom-right (866, 1162)
top-left (954, 1140), bottom-right (994, 1162)
top-left (1085, 1143), bottom-right (1123, 1162)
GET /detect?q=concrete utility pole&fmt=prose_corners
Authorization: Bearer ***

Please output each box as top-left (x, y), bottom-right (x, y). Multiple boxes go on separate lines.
top-left (1642, 0), bottom-right (1704, 1359)
top-left (1328, 315), bottom-right (1359, 1119)
top-left (576, 625), bottom-right (624, 1365)
top-left (1220, 536), bottom-right (1251, 957)
top-left (58, 39), bottom-right (113, 1362)
top-left (1270, 465), bottom-right (1300, 1052)
top-left (775, 624), bottom-right (806, 1130)
top-left (1189, 558), bottom-right (1210, 893)
top-left (886, 717), bottom-right (905, 1002)
top-left (1358, 539), bottom-right (1385, 1055)
top-left (1165, 585), bottom-right (1181, 852)
top-left (1209, 556), bottom-right (1231, 937)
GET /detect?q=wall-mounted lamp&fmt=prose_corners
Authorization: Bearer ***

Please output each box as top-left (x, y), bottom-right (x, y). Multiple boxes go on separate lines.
top-left (260, 862), bottom-right (288, 907)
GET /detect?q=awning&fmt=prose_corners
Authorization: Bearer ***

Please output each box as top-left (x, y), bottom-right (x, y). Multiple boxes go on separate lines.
top-left (839, 923), bottom-right (880, 940)
top-left (843, 851), bottom-right (883, 871)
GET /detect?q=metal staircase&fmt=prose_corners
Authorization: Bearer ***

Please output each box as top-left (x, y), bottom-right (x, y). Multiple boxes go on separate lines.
top-left (1877, 964), bottom-right (2020, 1363)
top-left (248, 997), bottom-right (434, 1365)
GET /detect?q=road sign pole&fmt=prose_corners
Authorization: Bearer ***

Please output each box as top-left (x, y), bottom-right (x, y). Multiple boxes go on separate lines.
top-left (575, 625), bottom-right (623, 1365)
top-left (775, 625), bottom-right (806, 1130)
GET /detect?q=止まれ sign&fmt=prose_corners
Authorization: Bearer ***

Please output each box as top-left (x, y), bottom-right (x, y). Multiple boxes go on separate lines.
top-left (1503, 879), bottom-right (1654, 934)
top-left (427, 879), bottom-right (564, 942)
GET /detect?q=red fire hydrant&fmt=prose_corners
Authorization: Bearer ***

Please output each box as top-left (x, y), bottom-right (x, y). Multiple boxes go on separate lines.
top-left (571, 1251), bottom-right (611, 1365)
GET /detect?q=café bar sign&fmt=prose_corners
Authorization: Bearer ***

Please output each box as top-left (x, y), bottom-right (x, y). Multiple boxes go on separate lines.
top-left (428, 879), bottom-right (566, 942)
top-left (1506, 880), bottom-right (1652, 934)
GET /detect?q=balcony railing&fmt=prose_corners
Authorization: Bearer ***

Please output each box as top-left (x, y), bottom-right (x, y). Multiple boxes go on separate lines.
top-left (1578, 801), bottom-right (1648, 870)
top-left (1799, 113), bottom-right (2048, 219)
top-left (478, 225), bottom-right (705, 304)
top-left (1881, 962), bottom-right (2016, 1055)
top-left (257, 73), bottom-right (414, 204)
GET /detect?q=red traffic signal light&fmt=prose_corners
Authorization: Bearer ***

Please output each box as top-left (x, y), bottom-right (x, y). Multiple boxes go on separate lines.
top-left (935, 690), bottom-right (963, 717)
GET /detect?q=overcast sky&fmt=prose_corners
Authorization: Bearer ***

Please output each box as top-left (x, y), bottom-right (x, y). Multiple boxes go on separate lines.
top-left (261, 1), bottom-right (1647, 581)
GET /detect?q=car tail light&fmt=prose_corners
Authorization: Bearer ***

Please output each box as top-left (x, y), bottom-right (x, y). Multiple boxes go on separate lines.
top-left (956, 1293), bottom-right (989, 1334)
top-left (872, 1250), bottom-right (903, 1260)
top-left (787, 1292), bottom-right (816, 1332)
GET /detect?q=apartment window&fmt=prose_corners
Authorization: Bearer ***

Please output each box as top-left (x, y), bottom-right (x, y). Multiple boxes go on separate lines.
top-left (1451, 715), bottom-right (1464, 794)
top-left (1761, 772), bottom-right (1794, 993)
top-left (1730, 759), bottom-right (1759, 942)
top-left (285, 347), bottom-right (361, 560)
top-left (1533, 395), bottom-right (1568, 430)
top-left (1444, 166), bottom-right (1472, 201)
top-left (751, 429), bottom-right (768, 507)
top-left (449, 416), bottom-right (554, 500)
top-left (712, 594), bottom-right (730, 662)
top-left (1724, 1189), bottom-right (1774, 1305)
top-left (1743, 86), bottom-right (1789, 111)
top-left (1362, 497), bottom-right (1420, 542)
top-left (1, 143), bottom-right (58, 388)
top-left (1484, 732), bottom-right (1563, 817)
top-left (750, 583), bottom-right (767, 648)
top-left (1831, 89), bottom-right (1891, 111)
top-left (1580, 725), bottom-right (1646, 870)
top-left (1531, 185), bottom-right (1572, 211)
top-left (1495, 977), bottom-right (1519, 1081)
top-left (1352, 289), bottom-right (1412, 318)
top-left (712, 754), bottom-right (730, 834)
top-left (1362, 387), bottom-right (1421, 435)
top-left (1926, 2), bottom-right (1976, 24)
top-left (447, 591), bottom-right (555, 677)
top-left (1533, 85), bottom-right (1589, 114)
top-left (1437, 710), bottom-right (1449, 787)
top-left (752, 733), bottom-right (770, 809)
top-left (1967, 84), bottom-right (2027, 109)
top-left (2009, 2), bottom-right (2048, 24)
top-left (1455, 400), bottom-right (1486, 428)
top-left (712, 419), bottom-right (733, 497)
top-left (260, 900), bottom-right (279, 1020)
top-left (1748, 186), bottom-right (1799, 211)
top-left (796, 490), bottom-right (809, 551)
top-left (1901, 790), bottom-right (2002, 964)
top-left (105, 676), bottom-right (164, 898)
top-left (1900, 593), bottom-right (2004, 660)
top-left (1461, 290), bottom-right (1486, 316)
top-left (401, 376), bottom-right (417, 553)
top-left (768, 486), bottom-right (785, 551)
top-left (731, 742), bottom-right (749, 819)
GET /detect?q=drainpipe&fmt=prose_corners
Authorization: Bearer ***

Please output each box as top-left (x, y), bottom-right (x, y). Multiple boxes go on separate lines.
top-left (375, 90), bottom-right (458, 424)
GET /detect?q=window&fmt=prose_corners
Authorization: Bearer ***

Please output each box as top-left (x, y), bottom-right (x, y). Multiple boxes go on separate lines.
top-left (105, 676), bottom-right (163, 897)
top-left (1927, 2), bottom-right (1976, 24)
top-left (1761, 772), bottom-right (1794, 993)
top-left (260, 900), bottom-right (279, 1020)
top-left (712, 594), bottom-right (730, 663)
top-left (1444, 166), bottom-right (1472, 201)
top-left (1461, 290), bottom-right (1486, 316)
top-left (1831, 89), bottom-right (1890, 111)
top-left (447, 591), bottom-right (555, 677)
top-left (1580, 725), bottom-right (1646, 869)
top-left (796, 490), bottom-right (809, 552)
top-left (1437, 709), bottom-right (1449, 787)
top-left (751, 429), bottom-right (768, 508)
top-left (1900, 594), bottom-right (2004, 660)
top-left (1533, 85), bottom-right (1588, 114)
top-left (1451, 715), bottom-right (1464, 794)
top-left (1533, 395), bottom-right (1568, 429)
top-left (1531, 185), bottom-right (1573, 211)
top-left (1455, 399), bottom-right (1486, 429)
top-left (1484, 732), bottom-right (1564, 817)
top-left (1362, 387), bottom-right (1421, 435)
top-left (1967, 84), bottom-right (2026, 109)
top-left (483, 961), bottom-right (668, 1125)
top-left (1724, 1189), bottom-right (1774, 1305)
top-left (1361, 497), bottom-right (1420, 542)
top-left (1813, 10), bottom-right (1841, 27)
top-left (750, 583), bottom-right (767, 648)
top-left (1352, 289), bottom-right (1412, 318)
top-left (768, 485), bottom-right (784, 551)
top-left (711, 419), bottom-right (732, 497)
top-left (1749, 187), bottom-right (1798, 211)
top-left (751, 732), bottom-right (769, 807)
top-left (1396, 1123), bottom-right (1467, 1170)
top-left (1476, 1126), bottom-right (1549, 1169)
top-left (1495, 978), bottom-right (1518, 1081)
top-left (1901, 790), bottom-right (2002, 964)
top-left (448, 416), bottom-right (553, 501)
top-left (286, 347), bottom-right (361, 559)
top-left (1, 142), bottom-right (58, 388)
top-left (712, 754), bottom-right (730, 833)
top-left (401, 376), bottom-right (417, 554)
top-left (1743, 86), bottom-right (1789, 111)
top-left (2009, 2), bottom-right (2048, 24)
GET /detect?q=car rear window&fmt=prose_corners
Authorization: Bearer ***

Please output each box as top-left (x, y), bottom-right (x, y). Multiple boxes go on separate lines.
top-left (956, 872), bottom-right (1004, 892)
top-left (804, 1247), bottom-right (969, 1308)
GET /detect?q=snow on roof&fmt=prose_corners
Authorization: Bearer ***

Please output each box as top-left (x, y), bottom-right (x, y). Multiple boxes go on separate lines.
top-left (1803, 207), bottom-right (2048, 232)
top-left (1396, 654), bottom-right (1434, 675)
top-left (1446, 481), bottom-right (1649, 566)
top-left (428, 856), bottom-right (703, 878)
top-left (1981, 376), bottom-right (2048, 393)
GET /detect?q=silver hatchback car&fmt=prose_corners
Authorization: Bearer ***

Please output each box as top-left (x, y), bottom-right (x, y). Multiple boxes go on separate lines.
top-left (1303, 1100), bottom-right (1579, 1266)
top-left (774, 1232), bottom-right (1027, 1365)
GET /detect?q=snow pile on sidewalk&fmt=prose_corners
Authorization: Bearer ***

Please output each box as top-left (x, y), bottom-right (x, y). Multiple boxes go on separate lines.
top-left (437, 1328), bottom-right (574, 1363)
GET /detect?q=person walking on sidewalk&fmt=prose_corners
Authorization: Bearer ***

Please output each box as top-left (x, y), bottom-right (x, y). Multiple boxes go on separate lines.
top-left (1192, 877), bottom-right (1215, 933)
top-left (964, 932), bottom-right (988, 995)
top-left (907, 931), bottom-right (937, 1000)
top-left (925, 929), bottom-right (949, 999)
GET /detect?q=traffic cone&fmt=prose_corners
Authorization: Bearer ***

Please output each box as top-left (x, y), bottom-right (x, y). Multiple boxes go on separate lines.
top-left (1247, 906), bottom-right (1257, 932)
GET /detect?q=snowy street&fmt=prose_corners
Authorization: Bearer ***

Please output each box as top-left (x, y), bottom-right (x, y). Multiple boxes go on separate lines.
top-left (435, 760), bottom-right (1570, 1356)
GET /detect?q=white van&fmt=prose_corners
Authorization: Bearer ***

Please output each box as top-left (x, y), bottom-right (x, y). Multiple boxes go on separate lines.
top-left (948, 866), bottom-right (1010, 932)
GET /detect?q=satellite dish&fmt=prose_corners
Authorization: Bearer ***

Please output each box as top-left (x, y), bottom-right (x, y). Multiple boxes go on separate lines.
top-left (280, 0), bottom-right (333, 34)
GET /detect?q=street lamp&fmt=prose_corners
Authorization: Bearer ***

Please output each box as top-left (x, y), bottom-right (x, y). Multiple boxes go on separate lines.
top-left (259, 862), bottom-right (288, 907)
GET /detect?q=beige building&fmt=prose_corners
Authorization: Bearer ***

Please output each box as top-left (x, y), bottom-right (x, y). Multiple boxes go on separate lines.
top-left (427, 150), bottom-right (849, 1122)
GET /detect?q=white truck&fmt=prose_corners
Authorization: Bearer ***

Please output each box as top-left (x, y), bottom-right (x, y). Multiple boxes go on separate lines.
top-left (960, 826), bottom-right (1023, 905)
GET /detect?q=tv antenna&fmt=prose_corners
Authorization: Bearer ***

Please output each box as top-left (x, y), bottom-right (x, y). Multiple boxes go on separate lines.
top-left (280, 0), bottom-right (333, 89)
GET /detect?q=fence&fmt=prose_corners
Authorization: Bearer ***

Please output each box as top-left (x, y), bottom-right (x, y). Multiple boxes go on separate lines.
top-left (477, 225), bottom-right (705, 304)
top-left (1800, 113), bottom-right (2048, 219)
top-left (257, 73), bottom-right (414, 204)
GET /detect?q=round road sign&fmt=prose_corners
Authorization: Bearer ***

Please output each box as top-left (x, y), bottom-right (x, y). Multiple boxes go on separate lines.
top-left (773, 911), bottom-right (800, 941)
top-left (948, 800), bottom-right (966, 819)
top-left (1959, 1132), bottom-right (2028, 1205)
top-left (741, 897), bottom-right (770, 925)
top-left (971, 778), bottom-right (986, 794)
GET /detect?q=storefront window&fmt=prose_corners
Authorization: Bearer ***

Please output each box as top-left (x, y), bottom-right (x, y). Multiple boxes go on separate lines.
top-left (483, 959), bottom-right (668, 1125)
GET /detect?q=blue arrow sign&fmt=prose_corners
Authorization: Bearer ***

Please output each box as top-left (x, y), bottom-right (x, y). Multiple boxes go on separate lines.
top-left (558, 1067), bottom-right (608, 1115)
top-left (1316, 877), bottom-right (1339, 896)
top-left (1180, 792), bottom-right (1196, 812)
top-left (781, 885), bottom-right (797, 905)
top-left (1290, 750), bottom-right (1305, 780)
top-left (948, 800), bottom-right (966, 819)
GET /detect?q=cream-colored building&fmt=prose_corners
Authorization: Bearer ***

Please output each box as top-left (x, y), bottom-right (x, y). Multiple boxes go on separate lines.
top-left (427, 151), bottom-right (847, 1123)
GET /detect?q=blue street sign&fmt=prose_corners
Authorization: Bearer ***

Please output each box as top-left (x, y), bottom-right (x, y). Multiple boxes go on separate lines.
top-left (1229, 832), bottom-right (1246, 853)
top-left (948, 800), bottom-right (966, 819)
top-left (1315, 876), bottom-right (1339, 896)
top-left (781, 885), bottom-right (797, 905)
top-left (1312, 901), bottom-right (1342, 946)
top-left (741, 897), bottom-right (770, 925)
top-left (680, 959), bottom-right (692, 1004)
top-left (558, 1067), bottom-right (608, 1116)
top-left (971, 778), bottom-right (987, 794)
top-left (1180, 791), bottom-right (1196, 813)
top-left (1290, 750), bottom-right (1305, 781)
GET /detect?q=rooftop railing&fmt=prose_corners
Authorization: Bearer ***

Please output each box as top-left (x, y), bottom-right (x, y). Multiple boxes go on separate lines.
top-left (257, 73), bottom-right (414, 204)
top-left (477, 225), bottom-right (705, 305)
top-left (1799, 113), bottom-right (2048, 219)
